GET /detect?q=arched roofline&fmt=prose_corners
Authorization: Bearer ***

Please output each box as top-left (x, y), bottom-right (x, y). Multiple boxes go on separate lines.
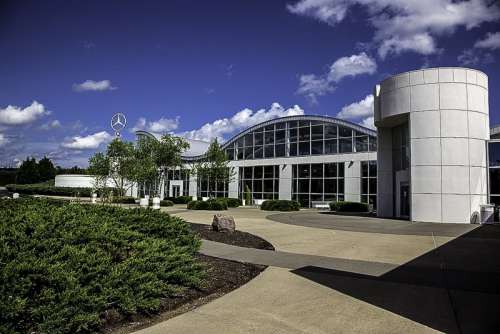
top-left (182, 115), bottom-right (376, 161)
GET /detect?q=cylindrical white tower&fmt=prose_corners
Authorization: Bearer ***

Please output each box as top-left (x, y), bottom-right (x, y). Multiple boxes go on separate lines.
top-left (374, 67), bottom-right (489, 223)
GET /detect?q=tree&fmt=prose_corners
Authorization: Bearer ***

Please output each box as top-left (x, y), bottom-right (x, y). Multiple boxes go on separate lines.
top-left (88, 152), bottom-right (110, 197)
top-left (106, 139), bottom-right (136, 196)
top-left (38, 156), bottom-right (56, 182)
top-left (191, 139), bottom-right (235, 198)
top-left (16, 157), bottom-right (40, 184)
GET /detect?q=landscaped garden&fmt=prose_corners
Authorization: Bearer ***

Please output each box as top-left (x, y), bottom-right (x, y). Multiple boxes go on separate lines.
top-left (0, 198), bottom-right (266, 334)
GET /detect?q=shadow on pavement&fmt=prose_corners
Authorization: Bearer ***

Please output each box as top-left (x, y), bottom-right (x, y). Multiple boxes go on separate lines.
top-left (292, 225), bottom-right (500, 334)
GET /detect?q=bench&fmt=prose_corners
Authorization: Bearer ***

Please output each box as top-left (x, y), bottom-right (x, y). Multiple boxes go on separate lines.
top-left (311, 201), bottom-right (330, 210)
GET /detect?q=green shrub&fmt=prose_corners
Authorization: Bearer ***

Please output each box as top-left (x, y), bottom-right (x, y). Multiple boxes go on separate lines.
top-left (260, 200), bottom-right (300, 211)
top-left (0, 198), bottom-right (203, 334)
top-left (111, 196), bottom-right (136, 204)
top-left (225, 198), bottom-right (242, 207)
top-left (5, 183), bottom-right (118, 197)
top-left (330, 201), bottom-right (369, 212)
top-left (160, 200), bottom-right (174, 207)
top-left (187, 199), bottom-right (227, 210)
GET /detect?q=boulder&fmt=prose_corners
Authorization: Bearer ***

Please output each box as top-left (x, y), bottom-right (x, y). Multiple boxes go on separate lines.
top-left (212, 214), bottom-right (235, 233)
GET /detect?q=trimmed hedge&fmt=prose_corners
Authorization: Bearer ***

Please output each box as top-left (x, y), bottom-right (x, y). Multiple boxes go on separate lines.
top-left (187, 198), bottom-right (228, 210)
top-left (330, 201), bottom-right (369, 212)
top-left (224, 198), bottom-right (242, 208)
top-left (164, 196), bottom-right (192, 204)
top-left (260, 200), bottom-right (300, 211)
top-left (0, 198), bottom-right (202, 334)
top-left (111, 196), bottom-right (136, 204)
top-left (5, 184), bottom-right (118, 197)
top-left (160, 200), bottom-right (174, 207)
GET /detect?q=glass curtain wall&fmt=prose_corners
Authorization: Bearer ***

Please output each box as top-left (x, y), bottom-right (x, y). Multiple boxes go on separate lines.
top-left (489, 141), bottom-right (500, 205)
top-left (361, 161), bottom-right (377, 209)
top-left (239, 165), bottom-right (280, 201)
top-left (197, 174), bottom-right (228, 198)
top-left (292, 162), bottom-right (345, 207)
top-left (224, 120), bottom-right (376, 161)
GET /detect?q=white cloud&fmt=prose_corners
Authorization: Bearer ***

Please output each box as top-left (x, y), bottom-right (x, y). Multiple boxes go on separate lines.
top-left (61, 131), bottom-right (112, 150)
top-left (474, 32), bottom-right (500, 50)
top-left (73, 80), bottom-right (117, 92)
top-left (0, 101), bottom-right (49, 126)
top-left (457, 49), bottom-right (494, 66)
top-left (288, 0), bottom-right (500, 58)
top-left (178, 103), bottom-right (304, 142)
top-left (0, 133), bottom-right (9, 147)
top-left (297, 52), bottom-right (376, 103)
top-left (336, 94), bottom-right (375, 130)
top-left (40, 119), bottom-right (61, 130)
top-left (131, 116), bottom-right (180, 135)
top-left (328, 52), bottom-right (377, 82)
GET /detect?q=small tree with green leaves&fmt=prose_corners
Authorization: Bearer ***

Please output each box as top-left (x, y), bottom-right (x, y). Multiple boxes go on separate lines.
top-left (88, 152), bottom-right (110, 201)
top-left (37, 156), bottom-right (56, 182)
top-left (106, 138), bottom-right (136, 196)
top-left (16, 157), bottom-right (40, 184)
top-left (191, 139), bottom-right (235, 198)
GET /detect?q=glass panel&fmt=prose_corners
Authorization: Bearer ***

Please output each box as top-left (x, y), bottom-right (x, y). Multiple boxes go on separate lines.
top-left (265, 125), bottom-right (274, 131)
top-left (361, 194), bottom-right (368, 203)
top-left (292, 165), bottom-right (297, 179)
top-left (339, 126), bottom-right (352, 137)
top-left (338, 178), bottom-right (345, 194)
top-left (311, 163), bottom-right (323, 178)
top-left (265, 145), bottom-right (274, 158)
top-left (265, 131), bottom-right (274, 145)
top-left (491, 169), bottom-right (500, 194)
top-left (299, 127), bottom-right (310, 141)
top-left (324, 194), bottom-right (337, 202)
top-left (253, 166), bottom-right (263, 179)
top-left (311, 179), bottom-right (323, 193)
top-left (311, 193), bottom-right (323, 202)
top-left (324, 124), bottom-right (337, 139)
top-left (274, 179), bottom-right (279, 193)
top-left (299, 141), bottom-right (310, 155)
top-left (288, 121), bottom-right (297, 128)
top-left (489, 142), bottom-right (500, 167)
top-left (254, 146), bottom-right (263, 159)
top-left (297, 194), bottom-right (309, 208)
top-left (361, 161), bottom-right (368, 178)
top-left (298, 164), bottom-right (310, 178)
top-left (263, 193), bottom-right (273, 199)
top-left (311, 125), bottom-right (323, 140)
top-left (275, 144), bottom-right (285, 157)
top-left (324, 179), bottom-right (337, 193)
top-left (369, 160), bottom-right (377, 176)
top-left (324, 163), bottom-right (337, 178)
top-left (243, 167), bottom-right (252, 179)
top-left (253, 179), bottom-right (262, 192)
top-left (369, 178), bottom-right (377, 194)
top-left (237, 148), bottom-right (243, 160)
top-left (338, 163), bottom-right (345, 177)
top-left (244, 147), bottom-right (253, 159)
top-left (275, 130), bottom-right (286, 144)
top-left (355, 136), bottom-right (368, 152)
top-left (369, 136), bottom-right (377, 151)
top-left (339, 138), bottom-right (353, 153)
top-left (264, 166), bottom-right (274, 178)
top-left (299, 120), bottom-right (310, 127)
top-left (274, 165), bottom-right (279, 177)
top-left (324, 139), bottom-right (338, 154)
top-left (253, 192), bottom-right (262, 199)
top-left (362, 178), bottom-right (368, 194)
top-left (276, 122), bottom-right (286, 130)
top-left (244, 133), bottom-right (253, 147)
top-left (244, 180), bottom-right (252, 192)
top-left (289, 128), bottom-right (298, 142)
top-left (298, 179), bottom-right (309, 193)
top-left (254, 132), bottom-right (263, 145)
top-left (226, 148), bottom-right (234, 160)
top-left (311, 140), bottom-right (323, 155)
top-left (264, 180), bottom-right (273, 192)
top-left (289, 143), bottom-right (297, 156)
top-left (237, 138), bottom-right (244, 147)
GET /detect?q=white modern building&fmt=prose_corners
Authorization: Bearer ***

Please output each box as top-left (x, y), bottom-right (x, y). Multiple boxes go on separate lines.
top-left (374, 67), bottom-right (490, 223)
top-left (136, 116), bottom-right (378, 208)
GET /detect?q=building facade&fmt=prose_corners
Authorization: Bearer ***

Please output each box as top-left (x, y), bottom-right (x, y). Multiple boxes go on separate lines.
top-left (137, 115), bottom-right (378, 208)
top-left (374, 67), bottom-right (490, 223)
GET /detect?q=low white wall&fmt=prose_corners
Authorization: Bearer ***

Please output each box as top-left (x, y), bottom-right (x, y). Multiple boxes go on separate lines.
top-left (55, 174), bottom-right (95, 188)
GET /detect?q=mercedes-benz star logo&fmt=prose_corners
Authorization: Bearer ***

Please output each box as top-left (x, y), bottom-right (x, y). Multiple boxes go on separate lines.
top-left (111, 113), bottom-right (127, 137)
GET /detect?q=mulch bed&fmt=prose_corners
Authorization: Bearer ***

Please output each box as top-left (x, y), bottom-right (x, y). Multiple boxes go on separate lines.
top-left (107, 224), bottom-right (273, 334)
top-left (189, 222), bottom-right (275, 251)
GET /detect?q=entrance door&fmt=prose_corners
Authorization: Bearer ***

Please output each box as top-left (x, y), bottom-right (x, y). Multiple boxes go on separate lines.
top-left (400, 183), bottom-right (410, 218)
top-left (172, 185), bottom-right (180, 198)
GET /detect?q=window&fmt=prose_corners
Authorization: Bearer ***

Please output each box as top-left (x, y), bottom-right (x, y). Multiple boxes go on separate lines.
top-left (239, 165), bottom-right (279, 201)
top-left (355, 136), bottom-right (368, 152)
top-left (339, 138), bottom-right (353, 153)
top-left (292, 162), bottom-right (345, 208)
top-left (360, 160), bottom-right (377, 209)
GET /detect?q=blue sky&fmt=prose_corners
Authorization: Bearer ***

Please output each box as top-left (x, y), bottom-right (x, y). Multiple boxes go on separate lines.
top-left (0, 0), bottom-right (499, 167)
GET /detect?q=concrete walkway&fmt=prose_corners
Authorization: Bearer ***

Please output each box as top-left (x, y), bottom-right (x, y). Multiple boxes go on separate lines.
top-left (132, 207), bottom-right (500, 334)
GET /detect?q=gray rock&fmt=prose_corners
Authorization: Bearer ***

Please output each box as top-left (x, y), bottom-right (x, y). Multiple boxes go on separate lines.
top-left (212, 214), bottom-right (236, 233)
